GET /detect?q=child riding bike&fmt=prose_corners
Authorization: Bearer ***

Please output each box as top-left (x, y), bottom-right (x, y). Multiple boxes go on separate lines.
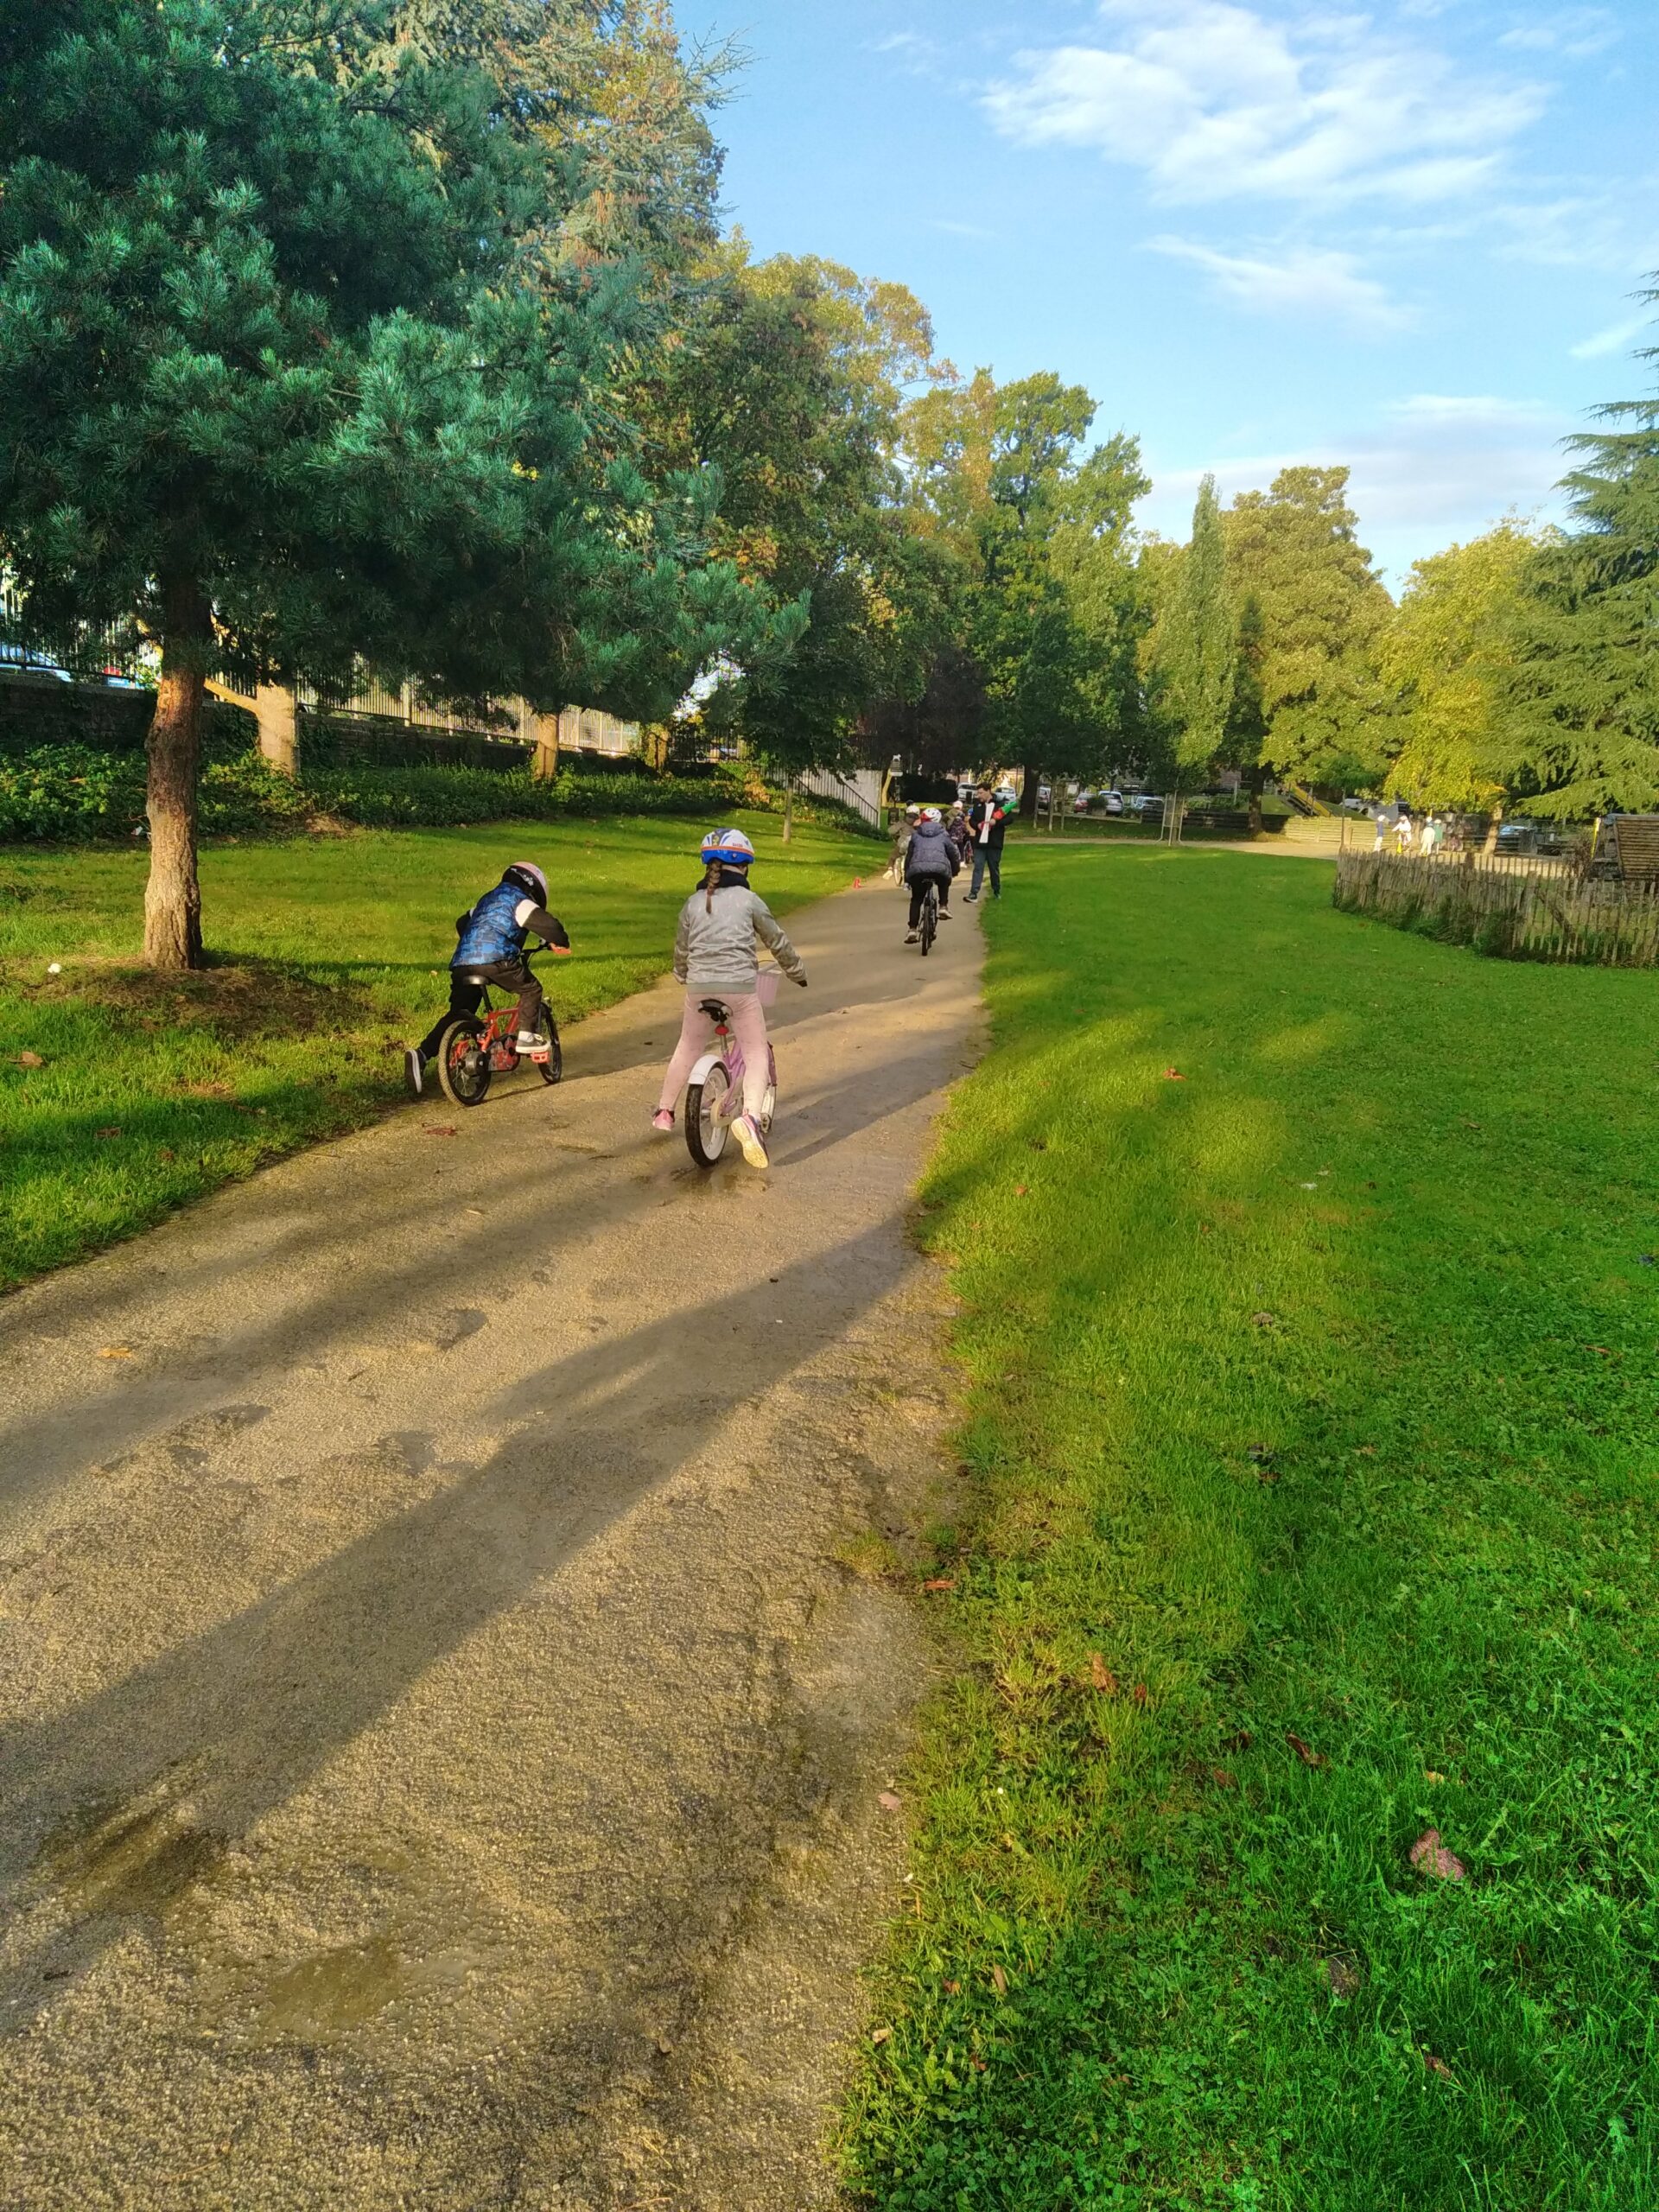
top-left (903, 806), bottom-right (960, 940)
top-left (405, 860), bottom-right (569, 1096)
top-left (653, 828), bottom-right (806, 1170)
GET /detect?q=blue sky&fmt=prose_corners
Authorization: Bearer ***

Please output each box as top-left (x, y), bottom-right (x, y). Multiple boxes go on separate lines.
top-left (690, 0), bottom-right (1657, 582)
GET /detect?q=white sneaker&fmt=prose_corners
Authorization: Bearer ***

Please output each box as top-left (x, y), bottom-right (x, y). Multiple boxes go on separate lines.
top-left (905, 930), bottom-right (919, 943)
top-left (516, 1031), bottom-right (549, 1052)
top-left (732, 1114), bottom-right (770, 1170)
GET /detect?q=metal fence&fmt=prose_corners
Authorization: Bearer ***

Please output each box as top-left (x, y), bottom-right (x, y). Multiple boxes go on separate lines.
top-left (1334, 849), bottom-right (1659, 967)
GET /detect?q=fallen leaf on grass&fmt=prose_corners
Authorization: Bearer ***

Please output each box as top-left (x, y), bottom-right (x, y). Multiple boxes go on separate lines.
top-left (1409, 1828), bottom-right (1465, 1881)
top-left (1425, 1769), bottom-right (1445, 1783)
top-left (17, 1051), bottom-right (44, 1069)
top-left (922, 1577), bottom-right (957, 1593)
top-left (877, 1791), bottom-right (903, 1812)
top-left (1356, 1444), bottom-right (1377, 1456)
top-left (1015, 1184), bottom-right (1029, 1197)
top-left (1422, 2050), bottom-right (1456, 2081)
top-left (1211, 1767), bottom-right (1236, 1789)
top-left (94, 1126), bottom-right (122, 1140)
top-left (1251, 1311), bottom-right (1276, 1329)
top-left (1086, 1653), bottom-right (1118, 1695)
top-left (97, 1346), bottom-right (134, 1360)
top-left (423, 1125), bottom-right (458, 1138)
top-left (1286, 1731), bottom-right (1325, 1768)
top-left (1324, 1957), bottom-right (1360, 1999)
top-left (158, 1148), bottom-right (175, 1162)
top-left (944, 1980), bottom-right (961, 1995)
top-left (870, 2027), bottom-right (892, 2045)
top-left (989, 1963), bottom-right (1007, 1996)
top-left (1162, 1068), bottom-right (1186, 1081)
top-left (1222, 1728), bottom-right (1254, 1752)
top-left (1131, 1682), bottom-right (1148, 1707)
top-left (1588, 1344), bottom-right (1613, 1357)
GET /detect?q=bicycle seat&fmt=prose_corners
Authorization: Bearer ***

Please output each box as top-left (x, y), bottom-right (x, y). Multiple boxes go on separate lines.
top-left (698, 996), bottom-right (729, 1019)
top-left (458, 972), bottom-right (492, 988)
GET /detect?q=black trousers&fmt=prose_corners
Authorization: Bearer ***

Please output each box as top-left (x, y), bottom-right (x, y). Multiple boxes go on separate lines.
top-left (908, 874), bottom-right (951, 926)
top-left (418, 960), bottom-right (543, 1059)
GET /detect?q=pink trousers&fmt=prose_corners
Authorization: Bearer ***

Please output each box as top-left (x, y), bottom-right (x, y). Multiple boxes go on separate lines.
top-left (658, 989), bottom-right (772, 1119)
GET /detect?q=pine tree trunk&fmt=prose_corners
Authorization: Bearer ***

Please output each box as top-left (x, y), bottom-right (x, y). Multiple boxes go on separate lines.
top-left (782, 784), bottom-right (793, 843)
top-left (143, 582), bottom-right (211, 970)
top-left (1019, 762), bottom-right (1040, 820)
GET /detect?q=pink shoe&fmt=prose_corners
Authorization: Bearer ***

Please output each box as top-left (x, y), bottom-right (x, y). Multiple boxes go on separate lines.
top-left (652, 1109), bottom-right (676, 1134)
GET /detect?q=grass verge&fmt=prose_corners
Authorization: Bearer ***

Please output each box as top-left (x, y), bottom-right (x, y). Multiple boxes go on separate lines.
top-left (846, 843), bottom-right (1659, 2210)
top-left (0, 810), bottom-right (866, 1289)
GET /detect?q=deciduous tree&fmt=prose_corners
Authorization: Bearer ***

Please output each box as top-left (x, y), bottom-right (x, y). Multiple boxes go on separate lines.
top-left (1223, 466), bottom-right (1394, 792)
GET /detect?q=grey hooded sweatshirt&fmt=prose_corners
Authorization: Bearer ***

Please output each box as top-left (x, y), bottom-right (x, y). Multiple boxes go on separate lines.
top-left (673, 875), bottom-right (808, 992)
top-left (904, 817), bottom-right (960, 882)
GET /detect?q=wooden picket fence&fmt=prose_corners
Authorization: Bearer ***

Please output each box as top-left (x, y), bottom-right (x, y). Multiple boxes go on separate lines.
top-left (1333, 849), bottom-right (1659, 968)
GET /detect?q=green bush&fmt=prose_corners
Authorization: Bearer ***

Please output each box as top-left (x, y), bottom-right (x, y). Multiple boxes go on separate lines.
top-left (0, 744), bottom-right (754, 844)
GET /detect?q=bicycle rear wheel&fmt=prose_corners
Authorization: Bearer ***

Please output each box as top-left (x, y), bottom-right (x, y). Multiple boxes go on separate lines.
top-left (435, 1018), bottom-right (492, 1107)
top-left (685, 1059), bottom-right (733, 1166)
top-left (920, 885), bottom-right (938, 956)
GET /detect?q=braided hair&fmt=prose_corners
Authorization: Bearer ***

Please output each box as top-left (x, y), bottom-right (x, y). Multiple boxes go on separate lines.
top-left (704, 855), bottom-right (750, 912)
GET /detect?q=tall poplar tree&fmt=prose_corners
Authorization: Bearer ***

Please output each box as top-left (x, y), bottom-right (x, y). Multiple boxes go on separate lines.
top-left (1154, 476), bottom-right (1236, 798)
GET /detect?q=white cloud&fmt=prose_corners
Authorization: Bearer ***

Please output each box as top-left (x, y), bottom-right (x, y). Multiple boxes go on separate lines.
top-left (982, 0), bottom-right (1545, 207)
top-left (1148, 236), bottom-right (1414, 330)
top-left (1497, 9), bottom-right (1618, 60)
top-left (1141, 392), bottom-right (1573, 579)
top-left (1570, 306), bottom-right (1656, 360)
top-left (1492, 193), bottom-right (1659, 273)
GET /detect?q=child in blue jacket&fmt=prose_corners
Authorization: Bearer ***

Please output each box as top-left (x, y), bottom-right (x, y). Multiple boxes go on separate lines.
top-left (405, 861), bottom-right (569, 1095)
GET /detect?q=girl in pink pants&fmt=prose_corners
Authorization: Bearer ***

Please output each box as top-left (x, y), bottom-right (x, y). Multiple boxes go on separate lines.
top-left (652, 828), bottom-right (808, 1169)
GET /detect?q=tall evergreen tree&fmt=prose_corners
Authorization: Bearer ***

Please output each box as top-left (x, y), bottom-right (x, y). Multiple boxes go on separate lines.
top-left (0, 1), bottom-right (769, 965)
top-left (1501, 292), bottom-right (1659, 816)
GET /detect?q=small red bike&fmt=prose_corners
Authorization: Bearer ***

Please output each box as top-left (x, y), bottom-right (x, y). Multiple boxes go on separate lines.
top-left (435, 948), bottom-right (565, 1108)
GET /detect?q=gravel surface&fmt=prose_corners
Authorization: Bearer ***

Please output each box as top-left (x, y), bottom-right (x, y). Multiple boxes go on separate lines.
top-left (0, 880), bottom-right (983, 2209)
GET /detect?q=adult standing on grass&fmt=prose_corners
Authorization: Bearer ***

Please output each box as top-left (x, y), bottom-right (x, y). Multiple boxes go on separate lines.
top-left (966, 783), bottom-right (1010, 903)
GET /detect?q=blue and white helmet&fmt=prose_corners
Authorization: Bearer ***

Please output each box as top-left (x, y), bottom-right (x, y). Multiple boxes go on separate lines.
top-left (701, 827), bottom-right (756, 868)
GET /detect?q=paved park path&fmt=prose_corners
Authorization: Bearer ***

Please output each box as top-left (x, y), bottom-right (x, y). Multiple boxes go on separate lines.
top-left (0, 883), bottom-right (984, 2211)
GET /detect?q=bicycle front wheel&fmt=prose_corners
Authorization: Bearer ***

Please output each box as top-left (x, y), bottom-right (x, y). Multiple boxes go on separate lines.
top-left (685, 1059), bottom-right (733, 1166)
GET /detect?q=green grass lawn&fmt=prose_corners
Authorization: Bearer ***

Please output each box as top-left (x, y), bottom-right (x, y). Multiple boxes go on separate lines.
top-left (846, 844), bottom-right (1659, 2210)
top-left (0, 810), bottom-right (869, 1289)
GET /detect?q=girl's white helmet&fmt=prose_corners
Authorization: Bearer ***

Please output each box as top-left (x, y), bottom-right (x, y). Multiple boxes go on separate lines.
top-left (701, 827), bottom-right (756, 868)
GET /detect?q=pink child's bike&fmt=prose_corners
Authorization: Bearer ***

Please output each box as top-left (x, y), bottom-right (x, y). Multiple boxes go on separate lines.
top-left (683, 969), bottom-right (779, 1168)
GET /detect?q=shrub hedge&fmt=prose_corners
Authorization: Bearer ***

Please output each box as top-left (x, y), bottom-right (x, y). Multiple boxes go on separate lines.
top-left (0, 741), bottom-right (779, 845)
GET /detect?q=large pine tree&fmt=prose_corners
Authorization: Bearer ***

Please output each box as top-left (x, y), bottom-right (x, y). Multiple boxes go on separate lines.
top-left (0, 2), bottom-right (769, 964)
top-left (1501, 293), bottom-right (1659, 816)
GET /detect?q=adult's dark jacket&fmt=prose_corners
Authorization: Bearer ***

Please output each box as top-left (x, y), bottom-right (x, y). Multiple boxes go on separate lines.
top-left (968, 797), bottom-right (1009, 849)
top-left (904, 818), bottom-right (960, 882)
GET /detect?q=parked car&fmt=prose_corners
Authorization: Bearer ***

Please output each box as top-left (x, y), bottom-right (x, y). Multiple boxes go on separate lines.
top-left (1103, 788), bottom-right (1124, 816)
top-left (1128, 793), bottom-right (1165, 815)
top-left (0, 641), bottom-right (72, 682)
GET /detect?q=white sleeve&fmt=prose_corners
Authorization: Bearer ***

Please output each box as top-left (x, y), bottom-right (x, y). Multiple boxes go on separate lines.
top-left (514, 898), bottom-right (537, 925)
